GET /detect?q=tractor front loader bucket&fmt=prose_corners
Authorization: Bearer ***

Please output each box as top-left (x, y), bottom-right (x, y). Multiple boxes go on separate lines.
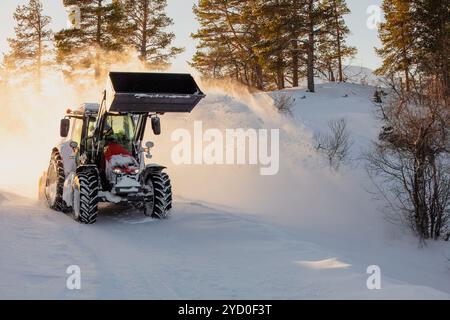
top-left (107, 72), bottom-right (205, 113)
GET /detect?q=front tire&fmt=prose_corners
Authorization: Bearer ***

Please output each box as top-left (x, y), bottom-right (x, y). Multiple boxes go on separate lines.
top-left (144, 171), bottom-right (172, 219)
top-left (73, 170), bottom-right (99, 224)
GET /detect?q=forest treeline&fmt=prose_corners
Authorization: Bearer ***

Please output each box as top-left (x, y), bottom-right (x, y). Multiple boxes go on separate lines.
top-left (0, 0), bottom-right (357, 91)
top-left (0, 0), bottom-right (448, 94)
top-left (0, 0), bottom-right (181, 85)
top-left (192, 0), bottom-right (356, 91)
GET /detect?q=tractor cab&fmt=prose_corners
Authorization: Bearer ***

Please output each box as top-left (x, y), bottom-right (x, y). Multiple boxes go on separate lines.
top-left (102, 114), bottom-right (136, 154)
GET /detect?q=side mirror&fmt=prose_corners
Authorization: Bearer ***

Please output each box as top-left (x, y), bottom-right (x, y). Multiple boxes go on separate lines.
top-left (60, 119), bottom-right (70, 138)
top-left (151, 116), bottom-right (161, 135)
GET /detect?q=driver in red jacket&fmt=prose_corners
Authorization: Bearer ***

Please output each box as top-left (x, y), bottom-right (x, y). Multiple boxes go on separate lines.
top-left (104, 140), bottom-right (131, 162)
top-left (102, 124), bottom-right (133, 170)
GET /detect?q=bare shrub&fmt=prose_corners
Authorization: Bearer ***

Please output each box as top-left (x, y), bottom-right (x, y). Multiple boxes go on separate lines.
top-left (273, 93), bottom-right (295, 116)
top-left (366, 79), bottom-right (450, 240)
top-left (314, 118), bottom-right (352, 170)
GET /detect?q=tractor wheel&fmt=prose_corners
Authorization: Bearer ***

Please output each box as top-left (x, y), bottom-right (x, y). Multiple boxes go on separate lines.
top-left (144, 171), bottom-right (172, 219)
top-left (73, 170), bottom-right (99, 224)
top-left (45, 151), bottom-right (67, 212)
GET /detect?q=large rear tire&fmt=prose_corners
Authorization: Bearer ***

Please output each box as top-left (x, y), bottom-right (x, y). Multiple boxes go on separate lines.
top-left (45, 151), bottom-right (67, 212)
top-left (73, 170), bottom-right (99, 224)
top-left (144, 171), bottom-right (172, 219)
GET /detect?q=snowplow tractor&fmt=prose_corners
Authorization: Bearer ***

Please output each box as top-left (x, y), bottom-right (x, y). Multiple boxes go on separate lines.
top-left (39, 72), bottom-right (205, 224)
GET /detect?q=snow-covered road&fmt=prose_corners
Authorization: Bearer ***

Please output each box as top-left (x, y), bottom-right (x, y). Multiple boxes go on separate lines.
top-left (1, 191), bottom-right (449, 299)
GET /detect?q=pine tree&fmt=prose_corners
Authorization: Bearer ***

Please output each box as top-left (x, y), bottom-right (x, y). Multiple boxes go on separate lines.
top-left (257, 0), bottom-right (315, 90)
top-left (286, 0), bottom-right (309, 88)
top-left (55, 0), bottom-right (129, 79)
top-left (191, 0), bottom-right (241, 80)
top-left (376, 0), bottom-right (449, 94)
top-left (330, 0), bottom-right (353, 82)
top-left (122, 0), bottom-right (183, 67)
top-left (375, 0), bottom-right (414, 92)
top-left (316, 0), bottom-right (356, 82)
top-left (256, 0), bottom-right (292, 89)
top-left (192, 0), bottom-right (266, 89)
top-left (5, 0), bottom-right (53, 88)
top-left (238, 0), bottom-right (267, 89)
top-left (306, 0), bottom-right (316, 92)
top-left (412, 0), bottom-right (450, 94)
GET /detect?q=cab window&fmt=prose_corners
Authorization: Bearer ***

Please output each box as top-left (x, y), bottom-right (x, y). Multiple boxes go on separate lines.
top-left (71, 119), bottom-right (83, 145)
top-left (87, 117), bottom-right (96, 138)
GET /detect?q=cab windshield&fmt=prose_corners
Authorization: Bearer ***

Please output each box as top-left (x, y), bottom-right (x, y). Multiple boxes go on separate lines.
top-left (104, 114), bottom-right (136, 153)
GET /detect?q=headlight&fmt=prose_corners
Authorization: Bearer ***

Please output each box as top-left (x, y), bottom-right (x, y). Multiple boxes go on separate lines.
top-left (113, 168), bottom-right (123, 174)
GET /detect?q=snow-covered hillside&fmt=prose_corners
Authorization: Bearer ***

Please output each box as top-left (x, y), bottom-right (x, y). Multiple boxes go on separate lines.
top-left (0, 82), bottom-right (449, 299)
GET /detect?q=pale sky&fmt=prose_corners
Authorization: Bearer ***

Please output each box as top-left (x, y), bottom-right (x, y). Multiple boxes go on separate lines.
top-left (0, 0), bottom-right (382, 72)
